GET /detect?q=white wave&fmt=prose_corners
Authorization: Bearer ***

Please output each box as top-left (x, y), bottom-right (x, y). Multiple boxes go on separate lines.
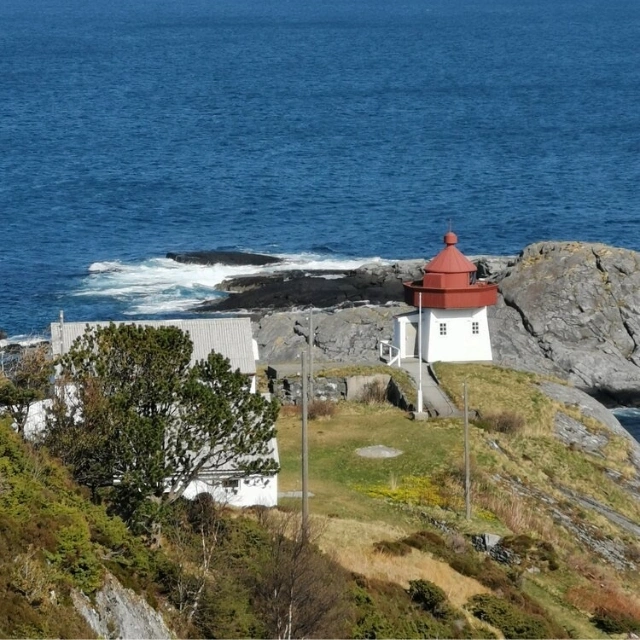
top-left (77, 252), bottom-right (391, 318)
top-left (88, 261), bottom-right (127, 273)
top-left (125, 297), bottom-right (212, 316)
top-left (2, 335), bottom-right (49, 347)
top-left (270, 252), bottom-right (389, 273)
top-left (612, 407), bottom-right (640, 419)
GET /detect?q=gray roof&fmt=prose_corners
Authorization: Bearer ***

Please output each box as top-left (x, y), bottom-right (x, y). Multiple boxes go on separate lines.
top-left (50, 318), bottom-right (257, 374)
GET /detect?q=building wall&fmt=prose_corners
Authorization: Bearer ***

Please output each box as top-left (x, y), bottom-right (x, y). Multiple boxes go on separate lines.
top-left (183, 475), bottom-right (278, 508)
top-left (425, 307), bottom-right (492, 362)
top-left (392, 307), bottom-right (492, 363)
top-left (394, 314), bottom-right (418, 359)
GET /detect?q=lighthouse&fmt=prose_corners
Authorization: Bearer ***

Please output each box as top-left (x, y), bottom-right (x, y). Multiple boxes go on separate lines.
top-left (392, 231), bottom-right (498, 363)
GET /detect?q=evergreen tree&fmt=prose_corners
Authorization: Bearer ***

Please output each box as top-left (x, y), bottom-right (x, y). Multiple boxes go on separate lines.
top-left (0, 345), bottom-right (51, 436)
top-left (45, 324), bottom-right (279, 534)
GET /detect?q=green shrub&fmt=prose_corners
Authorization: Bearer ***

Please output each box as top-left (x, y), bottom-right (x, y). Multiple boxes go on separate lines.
top-left (409, 617), bottom-right (452, 638)
top-left (46, 507), bottom-right (104, 593)
top-left (467, 594), bottom-right (553, 639)
top-left (592, 607), bottom-right (640, 634)
top-left (408, 579), bottom-right (447, 614)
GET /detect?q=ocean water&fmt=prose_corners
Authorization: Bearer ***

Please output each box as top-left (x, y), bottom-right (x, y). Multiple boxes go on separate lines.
top-left (613, 409), bottom-right (640, 444)
top-left (1, 0), bottom-right (640, 337)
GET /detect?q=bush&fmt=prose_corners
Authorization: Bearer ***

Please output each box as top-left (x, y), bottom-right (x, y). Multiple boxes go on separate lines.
top-left (476, 411), bottom-right (525, 434)
top-left (373, 540), bottom-right (412, 557)
top-left (360, 380), bottom-right (389, 404)
top-left (592, 607), bottom-right (640, 634)
top-left (500, 535), bottom-right (560, 572)
top-left (449, 552), bottom-right (482, 578)
top-left (467, 594), bottom-right (553, 639)
top-left (408, 579), bottom-right (447, 614)
top-left (402, 530), bottom-right (446, 553)
top-left (308, 400), bottom-right (336, 420)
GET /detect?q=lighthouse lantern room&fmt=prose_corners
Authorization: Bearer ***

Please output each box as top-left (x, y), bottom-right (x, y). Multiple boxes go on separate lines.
top-left (393, 231), bottom-right (498, 363)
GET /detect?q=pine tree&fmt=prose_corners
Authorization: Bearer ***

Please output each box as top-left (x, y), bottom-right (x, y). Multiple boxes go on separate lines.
top-left (45, 323), bottom-right (279, 536)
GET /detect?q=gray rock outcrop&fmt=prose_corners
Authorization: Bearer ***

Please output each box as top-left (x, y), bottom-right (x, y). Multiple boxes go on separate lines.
top-left (540, 382), bottom-right (640, 469)
top-left (72, 573), bottom-right (173, 640)
top-left (491, 242), bottom-right (640, 406)
top-left (167, 250), bottom-right (281, 266)
top-left (241, 241), bottom-right (640, 408)
top-left (254, 305), bottom-right (408, 364)
top-left (200, 260), bottom-right (426, 312)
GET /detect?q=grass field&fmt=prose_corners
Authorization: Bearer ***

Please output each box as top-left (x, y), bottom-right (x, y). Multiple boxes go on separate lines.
top-left (273, 363), bottom-right (640, 637)
top-left (277, 403), bottom-right (483, 527)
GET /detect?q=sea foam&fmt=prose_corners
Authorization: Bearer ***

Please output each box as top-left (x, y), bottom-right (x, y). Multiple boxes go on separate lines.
top-left (76, 253), bottom-right (390, 317)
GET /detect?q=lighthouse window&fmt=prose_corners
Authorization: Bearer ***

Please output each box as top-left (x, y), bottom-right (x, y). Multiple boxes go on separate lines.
top-left (472, 322), bottom-right (480, 335)
top-left (439, 323), bottom-right (447, 336)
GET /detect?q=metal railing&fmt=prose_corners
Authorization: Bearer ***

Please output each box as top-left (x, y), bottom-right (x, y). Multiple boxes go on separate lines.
top-left (378, 340), bottom-right (401, 367)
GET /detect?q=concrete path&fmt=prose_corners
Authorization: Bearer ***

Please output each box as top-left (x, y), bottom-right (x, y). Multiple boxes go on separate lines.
top-left (399, 358), bottom-right (461, 418)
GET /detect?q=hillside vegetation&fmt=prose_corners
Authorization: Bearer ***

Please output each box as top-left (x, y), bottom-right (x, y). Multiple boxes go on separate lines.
top-left (0, 413), bottom-right (497, 639)
top-left (277, 363), bottom-right (640, 638)
top-left (4, 360), bottom-right (640, 638)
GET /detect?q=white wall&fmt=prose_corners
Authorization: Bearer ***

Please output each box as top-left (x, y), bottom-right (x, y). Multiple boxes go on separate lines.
top-left (183, 475), bottom-right (278, 508)
top-left (425, 307), bottom-right (492, 362)
top-left (393, 307), bottom-right (492, 363)
top-left (22, 398), bottom-right (51, 440)
top-left (394, 314), bottom-right (417, 359)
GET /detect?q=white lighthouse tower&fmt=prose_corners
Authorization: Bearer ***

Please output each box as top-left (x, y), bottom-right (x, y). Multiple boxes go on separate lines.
top-left (393, 231), bottom-right (498, 363)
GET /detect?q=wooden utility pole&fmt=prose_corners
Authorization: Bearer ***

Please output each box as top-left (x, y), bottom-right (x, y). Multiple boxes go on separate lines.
top-left (463, 381), bottom-right (471, 520)
top-left (301, 351), bottom-right (309, 540)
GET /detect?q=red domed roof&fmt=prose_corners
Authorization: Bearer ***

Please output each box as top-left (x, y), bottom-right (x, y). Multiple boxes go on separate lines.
top-left (425, 231), bottom-right (477, 274)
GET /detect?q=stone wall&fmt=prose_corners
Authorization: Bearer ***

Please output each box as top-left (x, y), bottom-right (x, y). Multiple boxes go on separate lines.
top-left (267, 370), bottom-right (410, 409)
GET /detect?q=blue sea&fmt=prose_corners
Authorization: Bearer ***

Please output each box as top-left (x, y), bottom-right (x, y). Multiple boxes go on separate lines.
top-left (1, 0), bottom-right (640, 339)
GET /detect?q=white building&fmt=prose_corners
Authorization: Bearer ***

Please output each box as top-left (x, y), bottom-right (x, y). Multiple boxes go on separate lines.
top-left (392, 231), bottom-right (498, 364)
top-left (35, 317), bottom-right (279, 508)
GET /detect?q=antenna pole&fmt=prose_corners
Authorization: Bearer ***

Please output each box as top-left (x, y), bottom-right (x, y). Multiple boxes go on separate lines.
top-left (301, 351), bottom-right (309, 540)
top-left (59, 309), bottom-right (65, 355)
top-left (417, 293), bottom-right (423, 414)
top-left (308, 309), bottom-right (314, 402)
top-left (464, 381), bottom-right (471, 520)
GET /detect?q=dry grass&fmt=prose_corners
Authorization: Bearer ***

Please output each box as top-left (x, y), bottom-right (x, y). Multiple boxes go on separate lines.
top-left (360, 379), bottom-right (389, 404)
top-left (478, 411), bottom-right (525, 434)
top-left (255, 365), bottom-right (271, 394)
top-left (307, 400), bottom-right (337, 420)
top-left (316, 517), bottom-right (489, 609)
top-left (566, 582), bottom-right (640, 620)
top-left (602, 434), bottom-right (638, 475)
top-left (279, 400), bottom-right (338, 420)
top-left (476, 487), bottom-right (564, 550)
top-left (434, 362), bottom-right (557, 437)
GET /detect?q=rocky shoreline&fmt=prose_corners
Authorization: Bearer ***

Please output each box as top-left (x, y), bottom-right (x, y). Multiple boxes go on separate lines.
top-left (168, 242), bottom-right (640, 407)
